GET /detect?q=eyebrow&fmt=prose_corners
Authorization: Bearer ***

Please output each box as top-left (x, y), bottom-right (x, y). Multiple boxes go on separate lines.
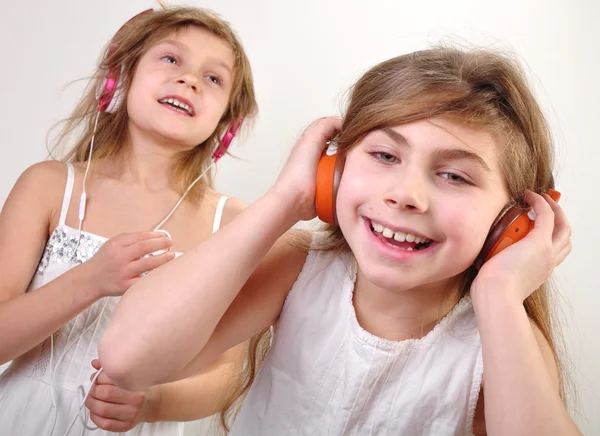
top-left (381, 127), bottom-right (491, 172)
top-left (433, 148), bottom-right (491, 172)
top-left (382, 127), bottom-right (409, 147)
top-left (158, 39), bottom-right (233, 73)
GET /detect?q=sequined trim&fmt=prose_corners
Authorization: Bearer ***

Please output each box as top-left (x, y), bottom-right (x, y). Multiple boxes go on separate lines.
top-left (37, 226), bottom-right (105, 275)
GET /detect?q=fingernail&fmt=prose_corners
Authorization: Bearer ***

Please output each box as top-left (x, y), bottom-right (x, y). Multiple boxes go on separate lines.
top-left (528, 210), bottom-right (537, 220)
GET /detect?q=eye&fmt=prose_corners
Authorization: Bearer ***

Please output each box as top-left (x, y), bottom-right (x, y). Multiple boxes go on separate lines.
top-left (373, 151), bottom-right (397, 163)
top-left (205, 75), bottom-right (222, 86)
top-left (162, 55), bottom-right (178, 65)
top-left (440, 172), bottom-right (469, 184)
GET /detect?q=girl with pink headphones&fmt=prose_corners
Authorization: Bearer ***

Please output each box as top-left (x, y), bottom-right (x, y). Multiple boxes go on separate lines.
top-left (0, 5), bottom-right (256, 436)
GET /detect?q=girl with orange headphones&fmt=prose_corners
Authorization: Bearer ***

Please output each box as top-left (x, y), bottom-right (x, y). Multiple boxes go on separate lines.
top-left (0, 5), bottom-right (256, 436)
top-left (103, 47), bottom-right (579, 435)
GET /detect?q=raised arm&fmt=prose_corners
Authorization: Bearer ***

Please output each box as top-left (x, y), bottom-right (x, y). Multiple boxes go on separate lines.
top-left (99, 117), bottom-right (342, 391)
top-left (472, 191), bottom-right (580, 435)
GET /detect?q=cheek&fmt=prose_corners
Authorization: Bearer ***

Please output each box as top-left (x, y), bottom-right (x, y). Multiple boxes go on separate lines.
top-left (126, 78), bottom-right (153, 115)
top-left (336, 161), bottom-right (373, 215)
top-left (443, 201), bottom-right (497, 255)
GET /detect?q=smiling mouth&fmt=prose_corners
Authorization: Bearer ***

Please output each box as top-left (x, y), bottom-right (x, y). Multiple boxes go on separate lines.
top-left (158, 97), bottom-right (194, 116)
top-left (369, 220), bottom-right (434, 251)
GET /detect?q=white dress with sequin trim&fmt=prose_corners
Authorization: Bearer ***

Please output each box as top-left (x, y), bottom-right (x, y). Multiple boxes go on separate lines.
top-left (0, 163), bottom-right (229, 436)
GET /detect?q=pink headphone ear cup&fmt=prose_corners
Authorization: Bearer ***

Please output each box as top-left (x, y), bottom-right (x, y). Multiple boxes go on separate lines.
top-left (105, 85), bottom-right (124, 113)
top-left (97, 65), bottom-right (124, 113)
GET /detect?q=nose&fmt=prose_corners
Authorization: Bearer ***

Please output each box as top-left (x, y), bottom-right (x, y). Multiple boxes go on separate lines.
top-left (383, 170), bottom-right (429, 213)
top-left (176, 72), bottom-right (200, 93)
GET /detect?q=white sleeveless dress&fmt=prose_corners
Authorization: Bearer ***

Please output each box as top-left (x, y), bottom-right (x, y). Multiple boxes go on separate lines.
top-left (230, 236), bottom-right (484, 436)
top-left (0, 163), bottom-right (229, 436)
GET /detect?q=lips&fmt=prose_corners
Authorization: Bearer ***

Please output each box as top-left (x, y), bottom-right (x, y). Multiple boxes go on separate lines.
top-left (157, 95), bottom-right (195, 116)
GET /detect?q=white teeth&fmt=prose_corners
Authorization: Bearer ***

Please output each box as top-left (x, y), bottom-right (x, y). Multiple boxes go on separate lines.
top-left (407, 247), bottom-right (413, 251)
top-left (371, 222), bottom-right (432, 245)
top-left (393, 232), bottom-right (406, 242)
top-left (160, 98), bottom-right (193, 115)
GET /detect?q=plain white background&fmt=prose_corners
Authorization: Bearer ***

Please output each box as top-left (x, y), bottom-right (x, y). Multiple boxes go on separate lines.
top-left (0, 0), bottom-right (598, 434)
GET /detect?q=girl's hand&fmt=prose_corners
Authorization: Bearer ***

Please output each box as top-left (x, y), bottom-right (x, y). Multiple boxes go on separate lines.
top-left (472, 191), bottom-right (572, 302)
top-left (270, 117), bottom-right (342, 221)
top-left (86, 359), bottom-right (156, 431)
top-left (83, 232), bottom-right (175, 298)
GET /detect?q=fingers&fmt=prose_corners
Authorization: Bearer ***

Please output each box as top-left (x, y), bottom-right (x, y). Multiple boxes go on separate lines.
top-left (88, 383), bottom-right (145, 407)
top-left (89, 412), bottom-right (134, 432)
top-left (526, 190), bottom-right (572, 268)
top-left (85, 365), bottom-right (146, 432)
top-left (525, 191), bottom-right (554, 238)
top-left (90, 369), bottom-right (113, 385)
top-left (112, 231), bottom-right (172, 248)
top-left (298, 117), bottom-right (343, 158)
top-left (128, 251), bottom-right (176, 277)
top-left (544, 193), bottom-right (571, 242)
top-left (544, 193), bottom-right (572, 266)
top-left (125, 235), bottom-right (174, 261)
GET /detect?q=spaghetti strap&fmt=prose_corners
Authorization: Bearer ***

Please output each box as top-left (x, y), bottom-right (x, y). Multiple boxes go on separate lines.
top-left (212, 196), bottom-right (228, 234)
top-left (58, 163), bottom-right (75, 226)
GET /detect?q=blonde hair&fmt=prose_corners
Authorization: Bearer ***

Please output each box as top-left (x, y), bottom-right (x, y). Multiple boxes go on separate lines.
top-left (51, 4), bottom-right (257, 199)
top-left (219, 46), bottom-right (571, 431)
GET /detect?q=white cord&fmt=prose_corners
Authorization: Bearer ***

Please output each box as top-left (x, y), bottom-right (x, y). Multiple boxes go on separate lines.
top-left (48, 298), bottom-right (110, 436)
top-left (152, 162), bottom-right (214, 231)
top-left (73, 111), bottom-right (101, 256)
top-left (62, 368), bottom-right (104, 436)
top-left (50, 102), bottom-right (218, 436)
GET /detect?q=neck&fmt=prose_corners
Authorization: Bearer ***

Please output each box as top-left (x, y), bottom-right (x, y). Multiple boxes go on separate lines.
top-left (353, 271), bottom-right (460, 342)
top-left (113, 123), bottom-right (184, 192)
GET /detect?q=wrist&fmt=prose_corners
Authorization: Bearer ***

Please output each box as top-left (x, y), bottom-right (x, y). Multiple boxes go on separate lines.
top-left (261, 188), bottom-right (305, 229)
top-left (72, 262), bottom-right (104, 302)
top-left (471, 280), bottom-right (525, 317)
top-left (142, 385), bottom-right (162, 423)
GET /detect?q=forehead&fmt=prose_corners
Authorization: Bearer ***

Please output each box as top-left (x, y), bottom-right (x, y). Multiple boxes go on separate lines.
top-left (149, 26), bottom-right (235, 65)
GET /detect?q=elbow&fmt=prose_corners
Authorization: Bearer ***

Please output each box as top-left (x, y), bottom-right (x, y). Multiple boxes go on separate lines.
top-left (97, 330), bottom-right (154, 392)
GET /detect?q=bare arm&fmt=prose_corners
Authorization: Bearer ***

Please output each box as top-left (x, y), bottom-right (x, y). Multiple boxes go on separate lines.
top-left (470, 191), bottom-right (578, 435)
top-left (100, 191), bottom-right (307, 390)
top-left (0, 162), bottom-right (102, 364)
top-left (472, 291), bottom-right (579, 435)
top-left (99, 117), bottom-right (342, 391)
top-left (472, 319), bottom-right (567, 436)
top-left (147, 343), bottom-right (247, 422)
top-left (0, 162), bottom-right (174, 365)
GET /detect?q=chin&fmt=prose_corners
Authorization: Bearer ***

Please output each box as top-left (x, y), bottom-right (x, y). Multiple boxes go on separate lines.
top-left (153, 128), bottom-right (208, 149)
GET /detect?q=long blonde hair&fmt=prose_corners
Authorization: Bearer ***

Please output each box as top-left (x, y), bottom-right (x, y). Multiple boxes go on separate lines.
top-left (219, 46), bottom-right (571, 430)
top-left (50, 4), bottom-right (257, 198)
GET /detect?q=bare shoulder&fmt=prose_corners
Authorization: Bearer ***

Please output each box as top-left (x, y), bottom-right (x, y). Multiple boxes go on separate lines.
top-left (0, 161), bottom-right (68, 301)
top-left (221, 196), bottom-right (247, 225)
top-left (3, 160), bottom-right (67, 223)
top-left (14, 160), bottom-right (67, 190)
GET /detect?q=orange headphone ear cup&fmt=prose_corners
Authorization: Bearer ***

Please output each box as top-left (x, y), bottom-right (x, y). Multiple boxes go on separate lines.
top-left (315, 151), bottom-right (345, 224)
top-left (474, 207), bottom-right (533, 270)
top-left (474, 188), bottom-right (561, 269)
